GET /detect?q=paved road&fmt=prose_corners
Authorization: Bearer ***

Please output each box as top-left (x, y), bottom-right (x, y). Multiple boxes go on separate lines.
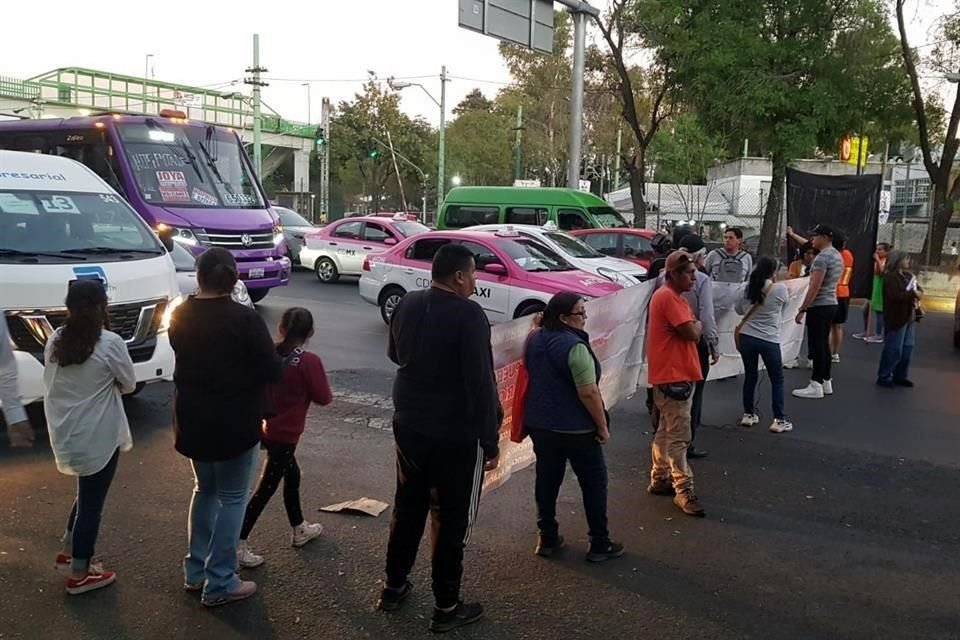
top-left (1, 271), bottom-right (958, 639)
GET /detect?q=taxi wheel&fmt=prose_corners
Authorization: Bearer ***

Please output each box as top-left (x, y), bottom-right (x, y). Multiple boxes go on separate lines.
top-left (515, 301), bottom-right (545, 319)
top-left (315, 258), bottom-right (340, 283)
top-left (380, 287), bottom-right (406, 325)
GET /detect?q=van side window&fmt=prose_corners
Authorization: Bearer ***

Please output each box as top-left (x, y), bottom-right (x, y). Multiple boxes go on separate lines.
top-left (504, 207), bottom-right (548, 226)
top-left (557, 208), bottom-right (590, 231)
top-left (406, 237), bottom-right (452, 261)
top-left (445, 205), bottom-right (499, 228)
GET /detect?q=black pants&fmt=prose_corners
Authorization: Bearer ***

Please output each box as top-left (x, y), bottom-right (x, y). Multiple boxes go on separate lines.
top-left (65, 448), bottom-right (119, 571)
top-left (690, 339), bottom-right (711, 443)
top-left (530, 430), bottom-right (609, 550)
top-left (385, 427), bottom-right (483, 609)
top-left (806, 305), bottom-right (837, 383)
top-left (241, 441), bottom-right (303, 540)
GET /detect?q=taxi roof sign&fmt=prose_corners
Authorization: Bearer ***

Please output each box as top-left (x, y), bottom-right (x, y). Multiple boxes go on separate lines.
top-left (494, 225), bottom-right (521, 238)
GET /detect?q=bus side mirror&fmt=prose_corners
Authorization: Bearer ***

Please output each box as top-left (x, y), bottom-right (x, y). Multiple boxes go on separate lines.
top-left (157, 226), bottom-right (175, 252)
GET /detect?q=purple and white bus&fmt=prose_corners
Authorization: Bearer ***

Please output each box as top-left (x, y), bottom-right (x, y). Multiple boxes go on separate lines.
top-left (0, 111), bottom-right (290, 302)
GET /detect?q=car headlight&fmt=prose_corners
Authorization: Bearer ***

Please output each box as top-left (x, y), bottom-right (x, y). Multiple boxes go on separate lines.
top-left (160, 226), bottom-right (203, 247)
top-left (273, 225), bottom-right (285, 246)
top-left (160, 294), bottom-right (185, 332)
top-left (233, 281), bottom-right (252, 307)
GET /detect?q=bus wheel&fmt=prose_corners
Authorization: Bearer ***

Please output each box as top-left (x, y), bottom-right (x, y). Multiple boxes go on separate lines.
top-left (248, 288), bottom-right (269, 304)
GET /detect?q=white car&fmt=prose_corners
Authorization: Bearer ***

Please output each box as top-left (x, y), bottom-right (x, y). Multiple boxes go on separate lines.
top-left (468, 223), bottom-right (646, 285)
top-left (169, 242), bottom-right (254, 308)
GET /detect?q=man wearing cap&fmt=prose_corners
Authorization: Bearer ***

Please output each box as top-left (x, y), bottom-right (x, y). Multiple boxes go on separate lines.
top-left (792, 225), bottom-right (843, 399)
top-left (646, 250), bottom-right (706, 516)
top-left (655, 234), bottom-right (719, 459)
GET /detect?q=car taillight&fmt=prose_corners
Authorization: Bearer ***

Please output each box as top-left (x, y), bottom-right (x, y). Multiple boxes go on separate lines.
top-left (363, 258), bottom-right (371, 272)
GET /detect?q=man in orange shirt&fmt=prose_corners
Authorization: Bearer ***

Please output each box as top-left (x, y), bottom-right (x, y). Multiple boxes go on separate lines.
top-left (646, 250), bottom-right (706, 517)
top-left (830, 234), bottom-right (855, 363)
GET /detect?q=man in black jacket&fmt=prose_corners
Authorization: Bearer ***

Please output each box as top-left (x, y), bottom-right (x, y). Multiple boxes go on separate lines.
top-left (378, 243), bottom-right (502, 634)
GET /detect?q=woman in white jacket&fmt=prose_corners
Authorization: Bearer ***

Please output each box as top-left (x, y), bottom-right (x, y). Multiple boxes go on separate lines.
top-left (44, 279), bottom-right (135, 595)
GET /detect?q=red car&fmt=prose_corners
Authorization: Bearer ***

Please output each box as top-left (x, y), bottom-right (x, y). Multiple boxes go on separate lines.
top-left (570, 228), bottom-right (658, 269)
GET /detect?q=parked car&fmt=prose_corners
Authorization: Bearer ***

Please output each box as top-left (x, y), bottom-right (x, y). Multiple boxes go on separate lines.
top-left (300, 213), bottom-right (430, 283)
top-left (272, 206), bottom-right (317, 266)
top-left (438, 186), bottom-right (629, 231)
top-left (570, 228), bottom-right (659, 270)
top-left (170, 242), bottom-right (254, 308)
top-left (359, 228), bottom-right (623, 325)
top-left (468, 223), bottom-right (646, 284)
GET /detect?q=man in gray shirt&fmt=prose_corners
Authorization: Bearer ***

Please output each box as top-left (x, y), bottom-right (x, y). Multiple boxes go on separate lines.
top-left (655, 234), bottom-right (719, 459)
top-left (792, 225), bottom-right (842, 399)
top-left (704, 227), bottom-right (753, 283)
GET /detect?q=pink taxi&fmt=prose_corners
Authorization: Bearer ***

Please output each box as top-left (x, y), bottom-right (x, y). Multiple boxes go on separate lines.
top-left (359, 228), bottom-right (623, 324)
top-left (299, 213), bottom-right (430, 283)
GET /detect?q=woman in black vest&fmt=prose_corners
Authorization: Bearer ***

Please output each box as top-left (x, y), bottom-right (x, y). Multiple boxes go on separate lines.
top-left (523, 292), bottom-right (623, 563)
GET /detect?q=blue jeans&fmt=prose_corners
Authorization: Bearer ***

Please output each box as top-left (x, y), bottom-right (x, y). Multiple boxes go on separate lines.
top-left (65, 448), bottom-right (120, 572)
top-left (874, 311), bottom-right (885, 336)
top-left (185, 445), bottom-right (259, 599)
top-left (739, 334), bottom-right (785, 420)
top-left (878, 323), bottom-right (915, 382)
top-left (530, 430), bottom-right (609, 551)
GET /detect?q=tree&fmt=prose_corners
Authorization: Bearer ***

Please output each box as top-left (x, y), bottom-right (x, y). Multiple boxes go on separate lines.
top-left (594, 0), bottom-right (676, 227)
top-left (641, 0), bottom-right (914, 255)
top-left (897, 0), bottom-right (960, 263)
top-left (454, 89), bottom-right (494, 115)
top-left (446, 109), bottom-right (514, 186)
top-left (330, 75), bottom-right (433, 212)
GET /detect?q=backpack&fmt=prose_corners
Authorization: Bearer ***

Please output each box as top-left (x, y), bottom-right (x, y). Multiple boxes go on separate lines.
top-left (711, 249), bottom-right (748, 283)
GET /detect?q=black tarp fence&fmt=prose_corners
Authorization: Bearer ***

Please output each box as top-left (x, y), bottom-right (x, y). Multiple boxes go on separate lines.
top-left (786, 168), bottom-right (881, 299)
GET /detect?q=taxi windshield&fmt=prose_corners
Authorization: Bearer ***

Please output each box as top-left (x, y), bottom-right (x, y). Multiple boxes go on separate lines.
top-left (544, 231), bottom-right (603, 259)
top-left (498, 237), bottom-right (574, 272)
top-left (394, 221), bottom-right (430, 237)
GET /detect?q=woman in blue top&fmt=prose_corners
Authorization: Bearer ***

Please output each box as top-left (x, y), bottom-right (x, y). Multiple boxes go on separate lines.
top-left (522, 292), bottom-right (622, 563)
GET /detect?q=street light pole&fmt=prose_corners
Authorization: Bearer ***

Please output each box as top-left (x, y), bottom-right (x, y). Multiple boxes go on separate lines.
top-left (438, 66), bottom-right (448, 214)
top-left (514, 103), bottom-right (523, 182)
top-left (245, 34), bottom-right (269, 179)
top-left (567, 10), bottom-right (587, 189)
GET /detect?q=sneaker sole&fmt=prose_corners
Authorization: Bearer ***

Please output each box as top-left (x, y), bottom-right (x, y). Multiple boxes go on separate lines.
top-left (291, 533), bottom-right (322, 548)
top-left (586, 548), bottom-right (626, 563)
top-left (535, 541), bottom-right (565, 558)
top-left (792, 392), bottom-right (824, 399)
top-left (238, 558), bottom-right (265, 569)
top-left (202, 589), bottom-right (257, 608)
top-left (66, 573), bottom-right (116, 595)
top-left (430, 611), bottom-right (483, 633)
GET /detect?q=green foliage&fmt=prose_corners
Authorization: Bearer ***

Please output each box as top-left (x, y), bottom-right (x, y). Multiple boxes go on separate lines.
top-left (648, 114), bottom-right (726, 185)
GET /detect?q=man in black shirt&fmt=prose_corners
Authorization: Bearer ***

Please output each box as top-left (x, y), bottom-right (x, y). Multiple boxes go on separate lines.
top-left (378, 244), bottom-right (502, 634)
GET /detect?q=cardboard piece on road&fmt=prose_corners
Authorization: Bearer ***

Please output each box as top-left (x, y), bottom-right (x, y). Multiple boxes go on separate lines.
top-left (320, 497), bottom-right (390, 517)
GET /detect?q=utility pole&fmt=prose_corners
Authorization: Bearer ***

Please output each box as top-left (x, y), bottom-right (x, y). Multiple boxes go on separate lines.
top-left (438, 66), bottom-right (449, 214)
top-left (245, 34), bottom-right (269, 178)
top-left (514, 103), bottom-right (523, 182)
top-left (567, 10), bottom-right (588, 189)
top-left (613, 126), bottom-right (622, 191)
top-left (320, 97), bottom-right (331, 223)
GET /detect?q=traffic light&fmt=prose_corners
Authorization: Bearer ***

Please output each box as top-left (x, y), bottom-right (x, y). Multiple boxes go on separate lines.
top-left (367, 141), bottom-right (380, 159)
top-left (314, 127), bottom-right (326, 149)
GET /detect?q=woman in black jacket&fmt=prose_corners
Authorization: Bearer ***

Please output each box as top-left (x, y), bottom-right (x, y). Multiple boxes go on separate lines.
top-left (169, 248), bottom-right (282, 607)
top-left (877, 250), bottom-right (920, 388)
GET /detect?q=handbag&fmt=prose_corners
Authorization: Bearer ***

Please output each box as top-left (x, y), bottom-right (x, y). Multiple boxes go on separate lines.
top-left (734, 284), bottom-right (772, 351)
top-left (509, 329), bottom-right (539, 444)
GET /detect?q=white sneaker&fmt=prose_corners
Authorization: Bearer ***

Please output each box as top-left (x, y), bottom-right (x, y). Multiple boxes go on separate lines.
top-left (237, 541), bottom-right (264, 568)
top-left (792, 381), bottom-right (824, 399)
top-left (831, 353), bottom-right (840, 364)
top-left (822, 379), bottom-right (834, 395)
top-left (738, 413), bottom-right (760, 427)
top-left (784, 358), bottom-right (799, 369)
top-left (291, 522), bottom-right (324, 548)
top-left (769, 419), bottom-right (794, 433)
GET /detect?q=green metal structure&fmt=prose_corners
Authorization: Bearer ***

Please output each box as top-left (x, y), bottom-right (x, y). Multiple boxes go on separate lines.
top-left (0, 67), bottom-right (313, 139)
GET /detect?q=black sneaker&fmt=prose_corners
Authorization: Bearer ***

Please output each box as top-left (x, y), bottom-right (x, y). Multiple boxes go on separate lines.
top-left (376, 581), bottom-right (413, 612)
top-left (893, 379), bottom-right (914, 388)
top-left (876, 378), bottom-right (895, 388)
top-left (535, 535), bottom-right (565, 558)
top-left (687, 447), bottom-right (709, 459)
top-left (586, 541), bottom-right (625, 563)
top-left (430, 601), bottom-right (484, 633)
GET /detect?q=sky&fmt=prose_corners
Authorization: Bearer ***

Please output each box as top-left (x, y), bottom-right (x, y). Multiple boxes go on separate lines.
top-left (0, 0), bottom-right (954, 127)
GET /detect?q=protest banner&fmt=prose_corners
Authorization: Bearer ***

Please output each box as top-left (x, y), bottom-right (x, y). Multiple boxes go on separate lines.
top-left (484, 278), bottom-right (810, 491)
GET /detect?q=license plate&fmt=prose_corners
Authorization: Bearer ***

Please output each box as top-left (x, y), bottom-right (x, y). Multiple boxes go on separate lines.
top-left (249, 268), bottom-right (265, 279)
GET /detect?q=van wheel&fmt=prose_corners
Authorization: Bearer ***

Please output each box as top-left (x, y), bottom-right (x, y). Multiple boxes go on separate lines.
top-left (380, 286), bottom-right (406, 325)
top-left (316, 258), bottom-right (340, 283)
top-left (515, 301), bottom-right (545, 319)
top-left (248, 288), bottom-right (269, 304)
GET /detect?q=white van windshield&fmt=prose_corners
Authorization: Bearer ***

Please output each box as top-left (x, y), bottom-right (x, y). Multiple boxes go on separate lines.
top-left (0, 190), bottom-right (164, 263)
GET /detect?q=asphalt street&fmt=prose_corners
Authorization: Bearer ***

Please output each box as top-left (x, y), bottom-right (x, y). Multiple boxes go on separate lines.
top-left (1, 269), bottom-right (958, 640)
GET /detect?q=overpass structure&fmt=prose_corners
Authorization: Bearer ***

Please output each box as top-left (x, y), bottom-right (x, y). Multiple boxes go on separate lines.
top-left (0, 68), bottom-right (313, 186)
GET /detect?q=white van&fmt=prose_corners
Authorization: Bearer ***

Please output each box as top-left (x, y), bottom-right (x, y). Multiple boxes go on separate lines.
top-left (0, 150), bottom-right (180, 406)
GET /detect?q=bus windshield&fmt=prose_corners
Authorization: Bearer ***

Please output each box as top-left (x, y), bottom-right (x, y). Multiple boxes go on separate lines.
top-left (117, 121), bottom-right (264, 210)
top-left (0, 190), bottom-right (164, 262)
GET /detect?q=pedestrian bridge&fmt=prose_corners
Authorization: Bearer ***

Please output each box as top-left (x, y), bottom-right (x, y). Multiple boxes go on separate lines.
top-left (0, 68), bottom-right (312, 179)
